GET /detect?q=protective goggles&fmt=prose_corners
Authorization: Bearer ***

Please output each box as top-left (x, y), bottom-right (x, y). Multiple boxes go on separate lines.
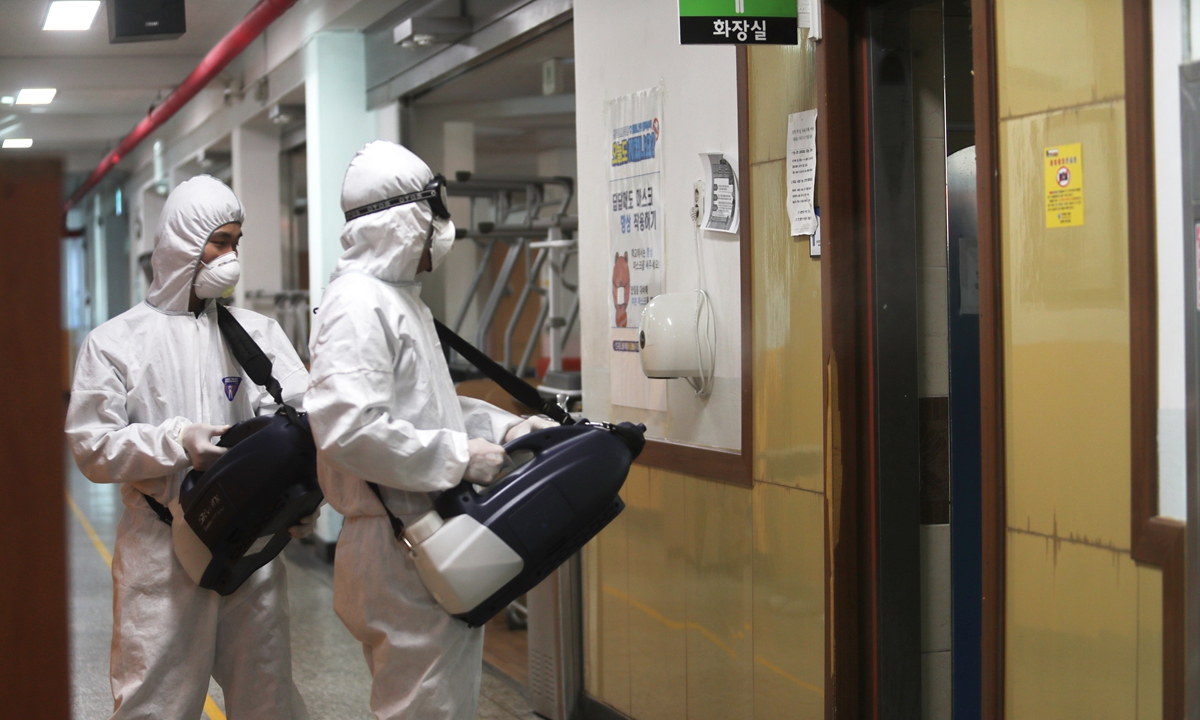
top-left (343, 174), bottom-right (451, 222)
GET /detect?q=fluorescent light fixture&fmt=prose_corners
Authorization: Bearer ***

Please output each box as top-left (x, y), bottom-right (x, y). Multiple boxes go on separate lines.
top-left (15, 88), bottom-right (57, 105)
top-left (44, 1), bottom-right (101, 31)
top-left (0, 97), bottom-right (13, 105)
top-left (3, 139), bottom-right (33, 149)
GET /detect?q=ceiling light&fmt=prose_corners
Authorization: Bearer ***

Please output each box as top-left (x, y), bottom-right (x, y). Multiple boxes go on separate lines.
top-left (44, 1), bottom-right (101, 31)
top-left (16, 88), bottom-right (57, 105)
top-left (0, 97), bottom-right (13, 106)
top-left (268, 103), bottom-right (303, 125)
top-left (393, 17), bottom-right (472, 47)
top-left (3, 139), bottom-right (33, 149)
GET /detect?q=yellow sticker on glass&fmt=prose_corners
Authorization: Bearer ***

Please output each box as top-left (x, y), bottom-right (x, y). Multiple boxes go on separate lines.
top-left (1045, 143), bottom-right (1083, 228)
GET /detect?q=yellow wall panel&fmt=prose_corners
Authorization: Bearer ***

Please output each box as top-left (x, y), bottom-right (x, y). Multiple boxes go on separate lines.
top-left (685, 479), bottom-right (754, 720)
top-left (995, 0), bottom-right (1125, 119)
top-left (751, 158), bottom-right (824, 493)
top-left (1000, 102), bottom-right (1131, 545)
top-left (1005, 340), bottom-right (1130, 542)
top-left (1005, 531), bottom-right (1138, 720)
top-left (1137, 565), bottom-right (1163, 720)
top-left (626, 469), bottom-right (689, 720)
top-left (752, 482), bottom-right (825, 718)
top-left (586, 469), bottom-right (639, 713)
top-left (748, 44), bottom-right (817, 165)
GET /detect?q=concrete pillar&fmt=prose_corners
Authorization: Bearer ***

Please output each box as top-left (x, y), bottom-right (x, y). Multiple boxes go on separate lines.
top-left (104, 193), bottom-right (130, 318)
top-left (133, 187), bottom-right (165, 305)
top-left (305, 30), bottom-right (373, 308)
top-left (91, 196), bottom-right (108, 326)
top-left (436, 121), bottom-right (478, 332)
top-left (304, 31), bottom-right (373, 548)
top-left (231, 124), bottom-right (283, 308)
top-left (372, 99), bottom-right (400, 145)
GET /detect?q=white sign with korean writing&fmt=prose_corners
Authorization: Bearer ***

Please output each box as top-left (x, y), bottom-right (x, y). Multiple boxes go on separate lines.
top-left (607, 86), bottom-right (665, 330)
top-left (787, 109), bottom-right (818, 237)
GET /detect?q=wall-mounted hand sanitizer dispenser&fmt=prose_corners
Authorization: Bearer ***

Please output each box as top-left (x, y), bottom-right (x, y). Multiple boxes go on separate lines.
top-left (638, 292), bottom-right (714, 381)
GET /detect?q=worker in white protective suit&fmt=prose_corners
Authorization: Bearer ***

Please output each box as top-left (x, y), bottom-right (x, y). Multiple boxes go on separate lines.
top-left (66, 175), bottom-right (313, 720)
top-left (305, 140), bottom-right (556, 720)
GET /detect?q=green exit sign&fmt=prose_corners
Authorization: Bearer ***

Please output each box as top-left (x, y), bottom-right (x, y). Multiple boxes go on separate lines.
top-left (679, 0), bottom-right (798, 45)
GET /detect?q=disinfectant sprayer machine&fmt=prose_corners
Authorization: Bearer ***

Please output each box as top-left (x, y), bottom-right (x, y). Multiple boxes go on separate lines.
top-left (160, 304), bottom-right (323, 596)
top-left (367, 320), bottom-right (646, 627)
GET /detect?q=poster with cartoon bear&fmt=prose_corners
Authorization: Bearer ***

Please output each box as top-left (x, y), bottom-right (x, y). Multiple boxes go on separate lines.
top-left (607, 86), bottom-right (664, 329)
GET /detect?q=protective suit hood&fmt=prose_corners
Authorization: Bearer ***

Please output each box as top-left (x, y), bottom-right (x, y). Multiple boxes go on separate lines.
top-left (335, 140), bottom-right (440, 286)
top-left (146, 175), bottom-right (244, 314)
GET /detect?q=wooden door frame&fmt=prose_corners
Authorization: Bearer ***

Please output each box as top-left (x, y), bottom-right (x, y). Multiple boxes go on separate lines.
top-left (818, 2), bottom-right (871, 717)
top-left (970, 0), bottom-right (1005, 717)
top-left (1124, 0), bottom-right (1188, 717)
top-left (0, 158), bottom-right (70, 718)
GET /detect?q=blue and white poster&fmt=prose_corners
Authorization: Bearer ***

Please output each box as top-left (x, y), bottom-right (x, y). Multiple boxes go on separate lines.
top-left (607, 86), bottom-right (664, 330)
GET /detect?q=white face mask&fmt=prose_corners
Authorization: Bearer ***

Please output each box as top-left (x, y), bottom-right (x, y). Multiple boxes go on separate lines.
top-left (193, 252), bottom-right (241, 299)
top-left (429, 218), bottom-right (456, 272)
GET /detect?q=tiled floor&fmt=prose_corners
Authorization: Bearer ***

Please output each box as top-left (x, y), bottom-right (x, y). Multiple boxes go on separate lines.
top-left (66, 453), bottom-right (536, 720)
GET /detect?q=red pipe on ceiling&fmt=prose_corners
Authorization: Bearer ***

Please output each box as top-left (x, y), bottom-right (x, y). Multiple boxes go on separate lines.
top-left (64, 0), bottom-right (300, 212)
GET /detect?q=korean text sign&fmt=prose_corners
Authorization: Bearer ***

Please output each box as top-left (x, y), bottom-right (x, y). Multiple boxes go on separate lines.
top-left (679, 0), bottom-right (798, 44)
top-left (607, 87), bottom-right (664, 329)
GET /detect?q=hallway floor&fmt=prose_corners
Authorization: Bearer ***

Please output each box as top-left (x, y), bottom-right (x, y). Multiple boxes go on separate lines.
top-left (66, 454), bottom-right (537, 720)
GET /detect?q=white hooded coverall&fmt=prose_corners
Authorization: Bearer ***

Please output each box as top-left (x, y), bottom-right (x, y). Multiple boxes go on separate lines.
top-left (65, 175), bottom-right (310, 720)
top-left (305, 141), bottom-right (521, 720)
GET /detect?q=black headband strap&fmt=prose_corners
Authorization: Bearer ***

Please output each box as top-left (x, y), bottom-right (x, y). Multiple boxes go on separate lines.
top-left (344, 187), bottom-right (440, 222)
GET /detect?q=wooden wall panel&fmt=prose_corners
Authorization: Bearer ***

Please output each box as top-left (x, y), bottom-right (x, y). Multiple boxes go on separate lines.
top-left (0, 158), bottom-right (69, 718)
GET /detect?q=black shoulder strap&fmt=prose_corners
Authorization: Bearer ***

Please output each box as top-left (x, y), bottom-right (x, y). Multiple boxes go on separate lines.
top-left (433, 318), bottom-right (573, 425)
top-left (367, 481), bottom-right (408, 543)
top-left (140, 491), bottom-right (174, 525)
top-left (215, 303), bottom-right (299, 423)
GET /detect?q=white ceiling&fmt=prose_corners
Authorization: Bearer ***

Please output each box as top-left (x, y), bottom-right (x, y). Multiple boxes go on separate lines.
top-left (0, 0), bottom-right (259, 168)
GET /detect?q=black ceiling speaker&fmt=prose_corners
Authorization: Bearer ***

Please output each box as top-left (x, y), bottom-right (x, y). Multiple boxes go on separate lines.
top-left (107, 0), bottom-right (186, 43)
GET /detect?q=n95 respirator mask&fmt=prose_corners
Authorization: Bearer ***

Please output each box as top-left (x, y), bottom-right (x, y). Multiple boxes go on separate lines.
top-left (194, 252), bottom-right (241, 299)
top-left (429, 217), bottom-right (456, 272)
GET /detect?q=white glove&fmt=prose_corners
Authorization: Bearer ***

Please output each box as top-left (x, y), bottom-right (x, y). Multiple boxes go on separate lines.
top-left (464, 437), bottom-right (508, 486)
top-left (179, 423), bottom-right (230, 471)
top-left (504, 415), bottom-right (559, 443)
top-left (289, 506), bottom-right (322, 540)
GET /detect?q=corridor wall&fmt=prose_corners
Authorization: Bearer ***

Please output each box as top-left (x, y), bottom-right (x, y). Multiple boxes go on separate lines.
top-left (992, 0), bottom-right (1163, 716)
top-left (575, 0), bottom-right (826, 717)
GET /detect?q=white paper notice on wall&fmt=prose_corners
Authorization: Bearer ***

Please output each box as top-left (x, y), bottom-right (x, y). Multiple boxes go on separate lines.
top-left (610, 329), bottom-right (667, 411)
top-left (700, 152), bottom-right (739, 234)
top-left (797, 0), bottom-right (821, 40)
top-left (787, 109), bottom-right (818, 237)
top-left (607, 86), bottom-right (664, 331)
top-left (607, 87), bottom-right (668, 411)
top-left (798, 0), bottom-right (812, 27)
